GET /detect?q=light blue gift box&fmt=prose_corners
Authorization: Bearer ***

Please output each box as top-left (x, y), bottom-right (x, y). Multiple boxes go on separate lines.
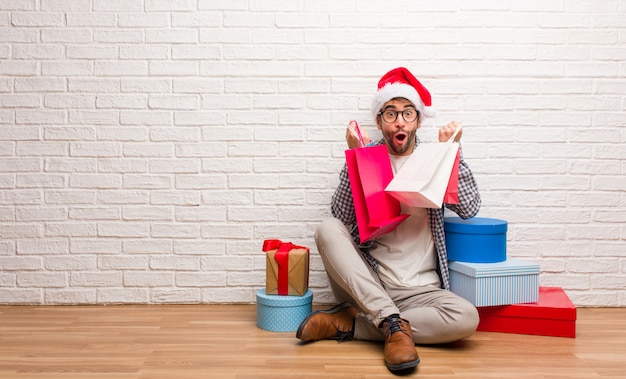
top-left (256, 289), bottom-right (313, 332)
top-left (449, 258), bottom-right (539, 307)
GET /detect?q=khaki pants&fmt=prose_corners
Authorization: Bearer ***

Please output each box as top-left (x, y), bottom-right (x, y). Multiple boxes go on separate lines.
top-left (315, 217), bottom-right (479, 344)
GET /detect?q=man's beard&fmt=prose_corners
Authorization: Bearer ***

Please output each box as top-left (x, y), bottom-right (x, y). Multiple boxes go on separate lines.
top-left (384, 128), bottom-right (417, 155)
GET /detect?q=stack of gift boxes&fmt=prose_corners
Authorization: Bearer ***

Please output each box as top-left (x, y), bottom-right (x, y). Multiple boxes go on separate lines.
top-left (445, 217), bottom-right (577, 338)
top-left (256, 239), bottom-right (312, 332)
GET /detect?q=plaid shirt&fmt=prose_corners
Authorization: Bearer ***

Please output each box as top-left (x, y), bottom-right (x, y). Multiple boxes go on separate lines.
top-left (330, 137), bottom-right (481, 290)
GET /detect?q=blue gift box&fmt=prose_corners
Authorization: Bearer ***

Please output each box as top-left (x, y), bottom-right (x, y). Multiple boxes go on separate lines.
top-left (256, 289), bottom-right (313, 332)
top-left (444, 217), bottom-right (508, 263)
top-left (449, 258), bottom-right (539, 307)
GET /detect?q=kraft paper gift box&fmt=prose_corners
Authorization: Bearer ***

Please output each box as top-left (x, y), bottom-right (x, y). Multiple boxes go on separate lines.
top-left (449, 258), bottom-right (539, 307)
top-left (444, 217), bottom-right (508, 263)
top-left (477, 286), bottom-right (577, 338)
top-left (263, 239), bottom-right (309, 296)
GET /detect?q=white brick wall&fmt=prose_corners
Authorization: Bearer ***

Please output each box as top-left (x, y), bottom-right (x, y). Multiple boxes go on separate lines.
top-left (0, 1), bottom-right (624, 306)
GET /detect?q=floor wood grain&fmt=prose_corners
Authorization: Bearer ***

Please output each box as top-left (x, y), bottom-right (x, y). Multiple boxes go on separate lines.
top-left (0, 305), bottom-right (624, 378)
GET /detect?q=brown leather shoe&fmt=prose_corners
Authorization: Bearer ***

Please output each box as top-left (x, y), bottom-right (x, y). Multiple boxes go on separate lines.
top-left (296, 302), bottom-right (358, 342)
top-left (382, 316), bottom-right (420, 372)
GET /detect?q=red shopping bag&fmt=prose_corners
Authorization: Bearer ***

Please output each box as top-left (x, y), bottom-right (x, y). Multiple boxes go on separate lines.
top-left (442, 148), bottom-right (460, 204)
top-left (345, 145), bottom-right (409, 243)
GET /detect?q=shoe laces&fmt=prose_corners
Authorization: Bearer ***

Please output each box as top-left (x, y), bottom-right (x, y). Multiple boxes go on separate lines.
top-left (383, 316), bottom-right (406, 337)
top-left (332, 321), bottom-right (354, 342)
top-left (335, 330), bottom-right (353, 342)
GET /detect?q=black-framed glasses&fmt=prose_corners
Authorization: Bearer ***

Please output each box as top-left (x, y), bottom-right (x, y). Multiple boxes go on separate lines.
top-left (377, 109), bottom-right (419, 123)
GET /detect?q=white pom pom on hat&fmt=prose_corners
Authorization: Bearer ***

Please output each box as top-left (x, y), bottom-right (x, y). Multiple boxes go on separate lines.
top-left (371, 67), bottom-right (435, 121)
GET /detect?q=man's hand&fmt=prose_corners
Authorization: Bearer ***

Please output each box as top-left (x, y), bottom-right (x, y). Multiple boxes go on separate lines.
top-left (345, 121), bottom-right (371, 149)
top-left (438, 121), bottom-right (463, 142)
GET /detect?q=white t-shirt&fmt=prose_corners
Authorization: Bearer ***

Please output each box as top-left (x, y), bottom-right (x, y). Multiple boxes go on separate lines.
top-left (368, 154), bottom-right (441, 288)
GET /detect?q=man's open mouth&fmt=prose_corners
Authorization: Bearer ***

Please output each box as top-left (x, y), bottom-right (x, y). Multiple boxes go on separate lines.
top-left (394, 132), bottom-right (407, 144)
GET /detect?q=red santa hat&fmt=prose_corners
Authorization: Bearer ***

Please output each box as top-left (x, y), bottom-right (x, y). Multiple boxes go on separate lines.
top-left (371, 67), bottom-right (435, 121)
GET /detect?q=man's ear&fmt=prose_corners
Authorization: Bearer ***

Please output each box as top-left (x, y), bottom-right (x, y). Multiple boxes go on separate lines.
top-left (376, 116), bottom-right (382, 130)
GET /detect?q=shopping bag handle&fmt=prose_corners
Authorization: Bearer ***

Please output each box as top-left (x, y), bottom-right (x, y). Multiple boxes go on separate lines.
top-left (446, 123), bottom-right (463, 143)
top-left (348, 120), bottom-right (366, 148)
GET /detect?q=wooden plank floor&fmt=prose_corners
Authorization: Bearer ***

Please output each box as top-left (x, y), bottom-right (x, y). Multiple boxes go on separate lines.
top-left (0, 305), bottom-right (624, 378)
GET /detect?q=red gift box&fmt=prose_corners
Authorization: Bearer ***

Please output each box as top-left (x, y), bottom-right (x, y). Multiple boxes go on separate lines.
top-left (477, 286), bottom-right (576, 338)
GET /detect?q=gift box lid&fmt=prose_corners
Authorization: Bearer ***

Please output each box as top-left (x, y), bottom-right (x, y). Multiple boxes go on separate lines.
top-left (256, 289), bottom-right (313, 307)
top-left (449, 258), bottom-right (539, 278)
top-left (444, 217), bottom-right (508, 234)
top-left (478, 287), bottom-right (576, 320)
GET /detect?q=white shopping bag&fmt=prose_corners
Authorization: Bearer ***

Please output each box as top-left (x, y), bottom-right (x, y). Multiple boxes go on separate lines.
top-left (385, 127), bottom-right (462, 209)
